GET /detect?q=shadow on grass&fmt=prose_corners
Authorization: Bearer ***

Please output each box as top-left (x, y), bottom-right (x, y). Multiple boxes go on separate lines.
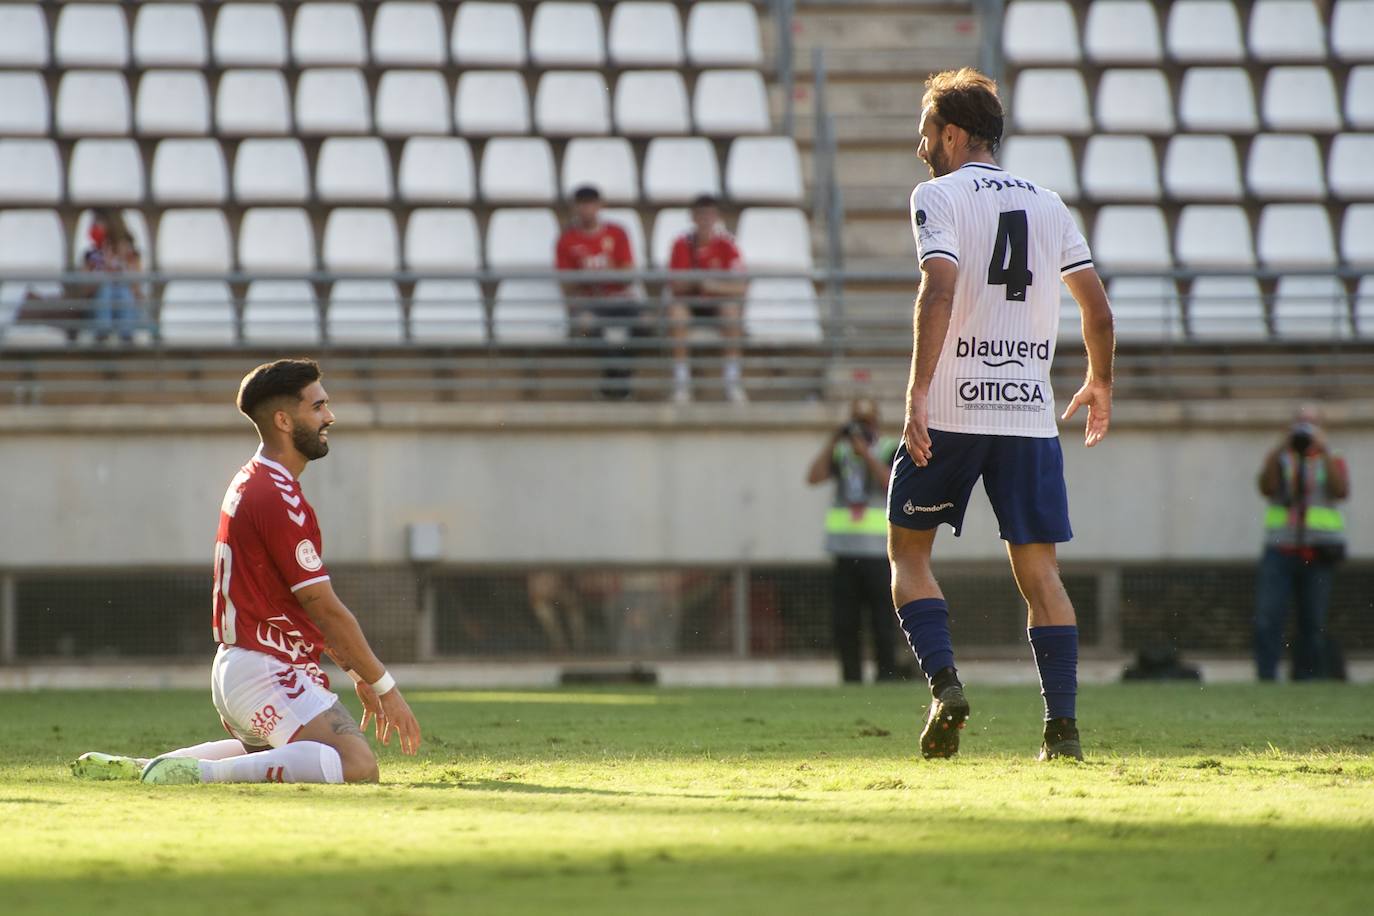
top-left (402, 778), bottom-right (808, 803)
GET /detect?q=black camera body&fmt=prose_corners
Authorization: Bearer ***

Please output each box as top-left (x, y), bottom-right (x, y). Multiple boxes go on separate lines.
top-left (1289, 422), bottom-right (1317, 454)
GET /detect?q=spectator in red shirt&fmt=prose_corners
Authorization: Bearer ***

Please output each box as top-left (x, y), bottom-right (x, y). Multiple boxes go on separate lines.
top-left (555, 185), bottom-right (645, 399)
top-left (667, 195), bottom-right (748, 404)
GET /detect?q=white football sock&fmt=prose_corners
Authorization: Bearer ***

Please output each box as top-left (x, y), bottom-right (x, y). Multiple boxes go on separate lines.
top-left (197, 741), bottom-right (344, 784)
top-left (673, 360), bottom-right (690, 384)
top-left (724, 359), bottom-right (742, 382)
top-left (162, 739), bottom-right (247, 761)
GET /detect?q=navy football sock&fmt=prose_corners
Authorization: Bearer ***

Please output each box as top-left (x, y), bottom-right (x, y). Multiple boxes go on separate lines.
top-left (896, 598), bottom-right (956, 686)
top-left (1029, 625), bottom-right (1078, 721)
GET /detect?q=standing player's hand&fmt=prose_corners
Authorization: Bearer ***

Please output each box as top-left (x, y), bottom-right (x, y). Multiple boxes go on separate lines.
top-left (1062, 379), bottom-right (1112, 447)
top-left (378, 688), bottom-right (423, 756)
top-left (904, 396), bottom-right (933, 467)
top-left (354, 679), bottom-right (385, 740)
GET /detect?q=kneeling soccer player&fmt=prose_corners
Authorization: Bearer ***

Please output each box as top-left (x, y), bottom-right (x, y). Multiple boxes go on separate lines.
top-left (74, 359), bottom-right (421, 784)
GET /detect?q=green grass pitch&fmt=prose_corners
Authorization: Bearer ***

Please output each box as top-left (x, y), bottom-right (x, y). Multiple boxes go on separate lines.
top-left (2, 684), bottom-right (1372, 915)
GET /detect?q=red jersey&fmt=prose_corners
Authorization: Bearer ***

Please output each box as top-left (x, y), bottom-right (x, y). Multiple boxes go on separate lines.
top-left (211, 449), bottom-right (331, 667)
top-left (669, 229), bottom-right (744, 275)
top-left (555, 221), bottom-right (633, 297)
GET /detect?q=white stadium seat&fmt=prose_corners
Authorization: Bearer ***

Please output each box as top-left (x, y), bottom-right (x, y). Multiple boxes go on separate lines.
top-left (1249, 1), bottom-right (1326, 63)
top-left (1179, 68), bottom-right (1258, 133)
top-left (455, 71), bottom-right (531, 135)
top-left (1001, 136), bottom-right (1079, 201)
top-left (155, 209), bottom-right (231, 274)
top-left (243, 281), bottom-right (321, 345)
top-left (217, 71), bottom-right (292, 136)
top-left (316, 137), bottom-right (394, 203)
top-left (234, 139), bottom-right (310, 203)
top-left (410, 281), bottom-right (487, 344)
top-left (694, 70), bottom-right (771, 135)
top-left (562, 138), bottom-right (639, 204)
top-left (239, 208), bottom-right (317, 273)
top-left (744, 279), bottom-right (822, 342)
top-left (0, 210), bottom-right (64, 317)
top-left (135, 71), bottom-right (211, 136)
top-left (151, 139), bottom-right (228, 204)
top-left (0, 5), bottom-right (48, 67)
top-left (56, 72), bottom-right (131, 137)
top-left (1257, 204), bottom-right (1336, 267)
top-left (530, 2), bottom-right (605, 67)
top-left (726, 137), bottom-right (805, 205)
top-left (1106, 278), bottom-right (1184, 341)
top-left (1175, 205), bottom-right (1255, 268)
top-left (1329, 135), bottom-right (1374, 199)
top-left (614, 71), bottom-right (691, 136)
top-left (1347, 67), bottom-right (1374, 129)
top-left (398, 138), bottom-right (476, 204)
top-left (71, 210), bottom-right (151, 269)
top-left (0, 73), bottom-right (49, 136)
top-left (405, 209), bottom-right (482, 271)
top-left (375, 71), bottom-right (452, 137)
top-left (159, 281), bottom-right (237, 347)
top-left (1247, 135), bottom-right (1325, 200)
top-left (486, 209), bottom-right (560, 270)
top-left (1011, 70), bottom-right (1092, 134)
top-left (1188, 277), bottom-right (1268, 339)
top-left (651, 208), bottom-right (693, 268)
top-left (1002, 1), bottom-right (1080, 64)
top-left (686, 2), bottom-right (764, 67)
top-left (0, 140), bottom-right (63, 205)
top-left (1358, 277), bottom-right (1374, 335)
top-left (1272, 276), bottom-right (1352, 339)
top-left (600, 208), bottom-right (648, 268)
top-left (1166, 1), bottom-right (1245, 62)
top-left (68, 140), bottom-right (144, 205)
top-left (643, 138), bottom-right (722, 204)
top-left (372, 2), bottom-right (446, 66)
top-left (1095, 70), bottom-right (1175, 134)
top-left (736, 208), bottom-right (813, 271)
top-left (1263, 68), bottom-right (1342, 131)
top-left (1163, 135), bottom-right (1243, 200)
top-left (1342, 205), bottom-right (1374, 264)
top-left (328, 281), bottom-right (404, 344)
top-left (1092, 205), bottom-right (1172, 270)
top-left (535, 72), bottom-right (612, 136)
top-left (133, 4), bottom-right (207, 68)
top-left (55, 3), bottom-right (129, 68)
top-left (609, 2), bottom-right (684, 67)
top-left (296, 69), bottom-right (371, 135)
top-left (480, 138), bottom-right (557, 203)
top-left (492, 280), bottom-right (567, 342)
top-left (1082, 136), bottom-right (1160, 202)
top-left (214, 3), bottom-right (288, 67)
top-left (452, 2), bottom-right (526, 67)
top-left (293, 2), bottom-right (367, 66)
top-left (1333, 1), bottom-right (1374, 62)
top-left (1083, 1), bottom-right (1161, 63)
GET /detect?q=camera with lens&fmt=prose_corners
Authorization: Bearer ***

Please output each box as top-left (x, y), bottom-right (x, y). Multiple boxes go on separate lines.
top-left (1289, 422), bottom-right (1317, 454)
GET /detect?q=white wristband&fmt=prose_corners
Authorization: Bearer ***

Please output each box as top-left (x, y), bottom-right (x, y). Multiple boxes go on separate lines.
top-left (369, 671), bottom-right (397, 696)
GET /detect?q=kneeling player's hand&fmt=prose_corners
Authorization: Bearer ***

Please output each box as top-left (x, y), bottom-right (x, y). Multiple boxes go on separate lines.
top-left (378, 688), bottom-right (422, 756)
top-left (355, 680), bottom-right (385, 740)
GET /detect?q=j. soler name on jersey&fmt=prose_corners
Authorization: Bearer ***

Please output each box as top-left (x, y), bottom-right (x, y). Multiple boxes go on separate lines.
top-left (955, 377), bottom-right (1048, 412)
top-left (970, 175), bottom-right (1039, 195)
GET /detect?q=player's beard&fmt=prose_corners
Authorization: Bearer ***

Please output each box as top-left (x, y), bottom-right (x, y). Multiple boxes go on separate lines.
top-left (292, 423), bottom-right (330, 460)
top-left (924, 144), bottom-right (950, 178)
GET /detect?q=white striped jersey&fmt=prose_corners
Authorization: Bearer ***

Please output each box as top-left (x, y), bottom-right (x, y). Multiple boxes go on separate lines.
top-left (910, 161), bottom-right (1093, 438)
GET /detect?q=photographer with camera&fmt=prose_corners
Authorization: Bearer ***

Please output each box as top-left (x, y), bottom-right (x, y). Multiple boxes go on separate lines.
top-left (807, 398), bottom-right (903, 683)
top-left (1255, 406), bottom-right (1350, 681)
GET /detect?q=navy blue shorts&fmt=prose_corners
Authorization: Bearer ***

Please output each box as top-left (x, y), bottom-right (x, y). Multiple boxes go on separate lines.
top-left (887, 429), bottom-right (1073, 545)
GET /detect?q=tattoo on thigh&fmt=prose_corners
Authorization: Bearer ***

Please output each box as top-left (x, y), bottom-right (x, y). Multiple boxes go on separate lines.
top-left (326, 703), bottom-right (365, 739)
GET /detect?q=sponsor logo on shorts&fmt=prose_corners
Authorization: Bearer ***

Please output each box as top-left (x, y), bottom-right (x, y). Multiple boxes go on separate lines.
top-left (903, 500), bottom-right (954, 515)
top-left (955, 336), bottom-right (1050, 369)
top-left (250, 704), bottom-right (283, 740)
top-left (956, 377), bottom-right (1048, 412)
top-left (295, 539), bottom-right (323, 572)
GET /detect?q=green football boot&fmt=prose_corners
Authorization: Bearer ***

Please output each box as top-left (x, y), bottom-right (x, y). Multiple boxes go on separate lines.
top-left (140, 757), bottom-right (203, 785)
top-left (72, 752), bottom-right (148, 781)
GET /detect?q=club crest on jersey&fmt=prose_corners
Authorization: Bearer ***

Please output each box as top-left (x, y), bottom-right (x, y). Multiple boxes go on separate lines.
top-left (295, 539), bottom-right (323, 572)
top-left (915, 209), bottom-right (927, 227)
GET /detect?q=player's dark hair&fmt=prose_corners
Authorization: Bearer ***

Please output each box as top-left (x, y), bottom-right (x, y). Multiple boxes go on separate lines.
top-left (691, 194), bottom-right (720, 210)
top-left (922, 68), bottom-right (1004, 155)
top-left (237, 359), bottom-right (322, 427)
top-left (572, 185), bottom-right (601, 203)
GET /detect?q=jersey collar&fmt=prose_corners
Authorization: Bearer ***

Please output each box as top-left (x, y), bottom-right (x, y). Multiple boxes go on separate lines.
top-left (252, 446), bottom-right (295, 481)
top-left (960, 162), bottom-right (1004, 172)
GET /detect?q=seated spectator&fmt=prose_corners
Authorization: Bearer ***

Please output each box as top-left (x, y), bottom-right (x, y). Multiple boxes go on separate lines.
top-left (83, 209), bottom-right (145, 344)
top-left (555, 186), bottom-right (645, 399)
top-left (667, 195), bottom-right (748, 404)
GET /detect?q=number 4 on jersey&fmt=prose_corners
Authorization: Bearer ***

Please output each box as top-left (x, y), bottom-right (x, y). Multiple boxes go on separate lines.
top-left (987, 210), bottom-right (1033, 302)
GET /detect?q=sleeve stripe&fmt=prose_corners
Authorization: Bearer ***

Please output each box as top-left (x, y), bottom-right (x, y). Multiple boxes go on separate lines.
top-left (921, 249), bottom-right (959, 263)
top-left (290, 575), bottom-right (331, 592)
top-left (1061, 258), bottom-right (1094, 273)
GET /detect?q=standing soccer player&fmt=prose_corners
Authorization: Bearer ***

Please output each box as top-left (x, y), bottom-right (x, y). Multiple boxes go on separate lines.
top-left (889, 69), bottom-right (1114, 761)
top-left (74, 359), bottom-right (422, 784)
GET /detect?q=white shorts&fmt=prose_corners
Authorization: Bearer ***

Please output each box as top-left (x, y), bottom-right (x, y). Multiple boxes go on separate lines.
top-left (211, 645), bottom-right (338, 749)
